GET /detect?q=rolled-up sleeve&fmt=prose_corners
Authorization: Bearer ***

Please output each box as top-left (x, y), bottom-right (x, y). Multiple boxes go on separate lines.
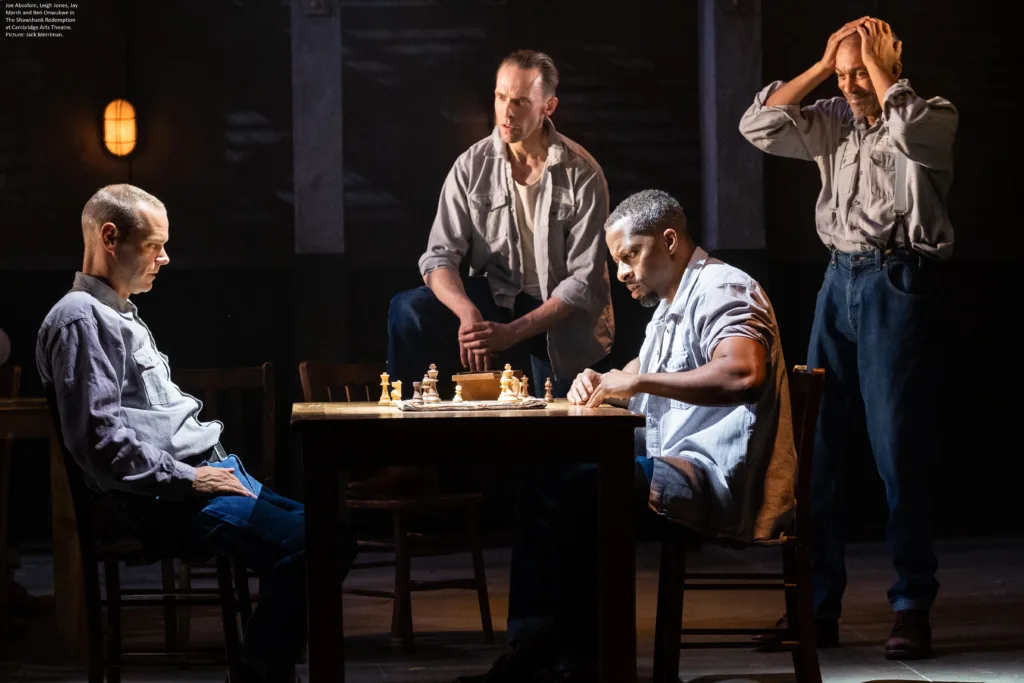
top-left (549, 167), bottom-right (610, 313)
top-left (739, 80), bottom-right (845, 161)
top-left (694, 283), bottom-right (776, 361)
top-left (882, 80), bottom-right (958, 172)
top-left (418, 158), bottom-right (473, 277)
top-left (46, 318), bottom-right (197, 497)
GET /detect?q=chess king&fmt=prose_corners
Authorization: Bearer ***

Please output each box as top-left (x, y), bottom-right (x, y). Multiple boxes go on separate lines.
top-left (386, 49), bottom-right (614, 402)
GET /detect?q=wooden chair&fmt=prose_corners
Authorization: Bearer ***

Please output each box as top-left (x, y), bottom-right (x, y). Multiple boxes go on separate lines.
top-left (651, 365), bottom-right (825, 683)
top-left (298, 360), bottom-right (493, 651)
top-left (0, 364), bottom-right (21, 640)
top-left (167, 362), bottom-right (276, 649)
top-left (44, 389), bottom-right (246, 683)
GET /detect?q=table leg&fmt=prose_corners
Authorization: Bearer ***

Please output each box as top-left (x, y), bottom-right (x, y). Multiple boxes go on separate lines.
top-left (303, 429), bottom-right (345, 682)
top-left (49, 433), bottom-right (87, 658)
top-left (597, 433), bottom-right (637, 683)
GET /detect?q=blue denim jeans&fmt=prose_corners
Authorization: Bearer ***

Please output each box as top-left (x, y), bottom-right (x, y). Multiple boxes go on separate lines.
top-left (122, 454), bottom-right (352, 682)
top-left (507, 457), bottom-right (653, 671)
top-left (387, 276), bottom-right (609, 400)
top-left (808, 249), bottom-right (944, 619)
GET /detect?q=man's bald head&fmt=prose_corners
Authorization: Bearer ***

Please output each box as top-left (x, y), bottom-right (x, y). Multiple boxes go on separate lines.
top-left (81, 184), bottom-right (166, 244)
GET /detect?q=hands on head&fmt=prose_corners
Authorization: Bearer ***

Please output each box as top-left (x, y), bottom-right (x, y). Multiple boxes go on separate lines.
top-left (821, 16), bottom-right (901, 72)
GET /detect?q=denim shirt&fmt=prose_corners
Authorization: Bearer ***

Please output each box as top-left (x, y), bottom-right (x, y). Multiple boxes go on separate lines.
top-left (630, 248), bottom-right (797, 542)
top-left (36, 273), bottom-right (222, 497)
top-left (739, 79), bottom-right (957, 260)
top-left (418, 118), bottom-right (615, 379)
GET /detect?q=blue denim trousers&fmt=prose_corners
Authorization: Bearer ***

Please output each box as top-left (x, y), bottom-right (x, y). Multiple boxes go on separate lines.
top-left (387, 276), bottom-right (608, 400)
top-left (507, 458), bottom-right (654, 671)
top-left (123, 454), bottom-right (351, 682)
top-left (808, 249), bottom-right (944, 619)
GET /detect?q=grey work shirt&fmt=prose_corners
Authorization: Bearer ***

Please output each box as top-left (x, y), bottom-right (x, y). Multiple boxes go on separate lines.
top-left (631, 248), bottom-right (797, 542)
top-left (418, 118), bottom-right (615, 379)
top-left (739, 79), bottom-right (958, 260)
top-left (36, 273), bottom-right (222, 498)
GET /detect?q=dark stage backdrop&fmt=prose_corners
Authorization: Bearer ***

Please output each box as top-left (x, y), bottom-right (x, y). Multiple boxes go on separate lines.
top-left (0, 0), bottom-right (1019, 545)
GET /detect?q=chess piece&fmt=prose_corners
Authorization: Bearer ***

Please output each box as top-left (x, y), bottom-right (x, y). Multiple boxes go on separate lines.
top-left (498, 363), bottom-right (519, 402)
top-left (378, 372), bottom-right (391, 406)
top-left (453, 384), bottom-right (464, 402)
top-left (519, 376), bottom-right (530, 399)
top-left (390, 380), bottom-right (403, 403)
top-left (544, 377), bottom-right (553, 402)
top-left (412, 381), bottom-right (422, 401)
top-left (423, 368), bottom-right (441, 403)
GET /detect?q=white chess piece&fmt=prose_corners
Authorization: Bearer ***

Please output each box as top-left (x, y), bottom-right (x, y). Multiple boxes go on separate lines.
top-left (412, 381), bottom-right (422, 401)
top-left (544, 377), bottom-right (553, 402)
top-left (423, 369), bottom-right (441, 403)
top-left (519, 376), bottom-right (530, 399)
top-left (498, 364), bottom-right (519, 402)
top-left (390, 380), bottom-right (403, 403)
top-left (453, 384), bottom-right (464, 403)
top-left (378, 372), bottom-right (391, 406)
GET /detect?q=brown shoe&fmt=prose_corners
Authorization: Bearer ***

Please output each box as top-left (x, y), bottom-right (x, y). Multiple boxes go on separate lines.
top-left (753, 613), bottom-right (839, 650)
top-left (346, 466), bottom-right (439, 499)
top-left (885, 610), bottom-right (932, 660)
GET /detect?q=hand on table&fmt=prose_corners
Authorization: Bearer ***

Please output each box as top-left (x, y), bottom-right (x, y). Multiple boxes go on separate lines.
top-left (192, 466), bottom-right (256, 498)
top-left (568, 368), bottom-right (640, 408)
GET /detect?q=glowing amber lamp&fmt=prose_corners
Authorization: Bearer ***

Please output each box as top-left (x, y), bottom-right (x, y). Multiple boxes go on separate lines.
top-left (103, 99), bottom-right (136, 156)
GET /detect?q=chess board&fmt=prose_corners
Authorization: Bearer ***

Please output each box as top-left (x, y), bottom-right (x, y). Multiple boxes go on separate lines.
top-left (393, 398), bottom-right (548, 412)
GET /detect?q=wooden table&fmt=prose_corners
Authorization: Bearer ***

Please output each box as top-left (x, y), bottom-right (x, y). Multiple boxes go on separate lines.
top-left (292, 400), bottom-right (646, 683)
top-left (0, 398), bottom-right (85, 654)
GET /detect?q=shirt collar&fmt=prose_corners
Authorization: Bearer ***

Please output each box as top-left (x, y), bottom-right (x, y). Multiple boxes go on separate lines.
top-left (72, 272), bottom-right (136, 316)
top-left (653, 246), bottom-right (710, 323)
top-left (489, 117), bottom-right (566, 166)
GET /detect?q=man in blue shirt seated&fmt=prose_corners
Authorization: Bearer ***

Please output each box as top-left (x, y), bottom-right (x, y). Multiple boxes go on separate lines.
top-left (37, 184), bottom-right (356, 683)
top-left (456, 190), bottom-right (797, 683)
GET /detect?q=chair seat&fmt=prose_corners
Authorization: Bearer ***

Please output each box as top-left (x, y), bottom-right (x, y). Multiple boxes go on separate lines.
top-left (95, 536), bottom-right (213, 566)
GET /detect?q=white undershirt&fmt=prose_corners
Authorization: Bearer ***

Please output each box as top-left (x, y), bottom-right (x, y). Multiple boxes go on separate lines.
top-left (513, 177), bottom-right (543, 299)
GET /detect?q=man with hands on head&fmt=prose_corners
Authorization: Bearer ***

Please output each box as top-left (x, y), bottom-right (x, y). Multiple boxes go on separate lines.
top-left (740, 17), bottom-right (957, 659)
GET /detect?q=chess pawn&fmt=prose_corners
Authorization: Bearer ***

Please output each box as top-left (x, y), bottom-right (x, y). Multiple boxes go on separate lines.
top-left (519, 376), bottom-right (530, 399)
top-left (412, 381), bottom-right (422, 401)
top-left (390, 380), bottom-right (403, 403)
top-left (378, 372), bottom-right (391, 406)
top-left (544, 377), bottom-right (553, 402)
top-left (453, 384), bottom-right (464, 402)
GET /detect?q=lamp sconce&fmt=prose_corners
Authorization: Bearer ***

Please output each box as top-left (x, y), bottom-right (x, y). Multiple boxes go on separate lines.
top-left (103, 98), bottom-right (137, 157)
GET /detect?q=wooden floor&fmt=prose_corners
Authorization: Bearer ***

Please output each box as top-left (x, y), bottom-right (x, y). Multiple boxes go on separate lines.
top-left (2, 536), bottom-right (1023, 682)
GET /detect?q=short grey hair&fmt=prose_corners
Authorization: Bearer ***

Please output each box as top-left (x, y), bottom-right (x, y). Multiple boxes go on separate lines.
top-left (82, 184), bottom-right (165, 240)
top-left (498, 50), bottom-right (559, 96)
top-left (606, 189), bottom-right (688, 237)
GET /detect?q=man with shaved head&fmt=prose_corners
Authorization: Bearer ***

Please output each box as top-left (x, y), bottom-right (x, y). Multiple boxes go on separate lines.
top-left (457, 190), bottom-right (795, 683)
top-left (37, 185), bottom-right (356, 682)
top-left (740, 17), bottom-right (957, 659)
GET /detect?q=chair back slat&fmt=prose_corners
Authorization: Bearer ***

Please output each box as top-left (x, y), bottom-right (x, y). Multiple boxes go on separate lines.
top-left (173, 363), bottom-right (276, 486)
top-left (299, 361), bottom-right (387, 404)
top-left (787, 365), bottom-right (825, 536)
top-left (0, 365), bottom-right (21, 399)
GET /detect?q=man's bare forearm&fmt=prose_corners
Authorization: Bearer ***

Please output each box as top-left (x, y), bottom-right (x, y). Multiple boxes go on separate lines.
top-left (765, 62), bottom-right (833, 107)
top-left (507, 296), bottom-right (574, 342)
top-left (623, 357), bottom-right (640, 374)
top-left (424, 267), bottom-right (477, 320)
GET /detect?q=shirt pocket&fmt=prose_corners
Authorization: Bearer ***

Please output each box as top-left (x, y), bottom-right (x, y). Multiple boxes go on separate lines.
top-left (550, 186), bottom-right (575, 223)
top-left (133, 347), bottom-right (173, 406)
top-left (468, 191), bottom-right (509, 251)
top-left (868, 149), bottom-right (895, 200)
top-left (664, 343), bottom-right (696, 412)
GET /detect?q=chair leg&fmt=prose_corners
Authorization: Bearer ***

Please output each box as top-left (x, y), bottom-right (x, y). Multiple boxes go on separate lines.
top-left (233, 561), bottom-right (253, 628)
top-left (177, 561), bottom-right (192, 650)
top-left (81, 550), bottom-right (104, 683)
top-left (467, 503), bottom-right (494, 644)
top-left (783, 541), bottom-right (822, 683)
top-left (652, 535), bottom-right (686, 683)
top-left (216, 556), bottom-right (243, 682)
top-left (103, 559), bottom-right (122, 683)
top-left (160, 558), bottom-right (178, 652)
top-left (391, 509), bottom-right (414, 653)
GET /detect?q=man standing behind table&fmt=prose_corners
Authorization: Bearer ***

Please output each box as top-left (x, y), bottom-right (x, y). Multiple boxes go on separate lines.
top-left (387, 49), bottom-right (614, 402)
top-left (740, 16), bottom-right (957, 659)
